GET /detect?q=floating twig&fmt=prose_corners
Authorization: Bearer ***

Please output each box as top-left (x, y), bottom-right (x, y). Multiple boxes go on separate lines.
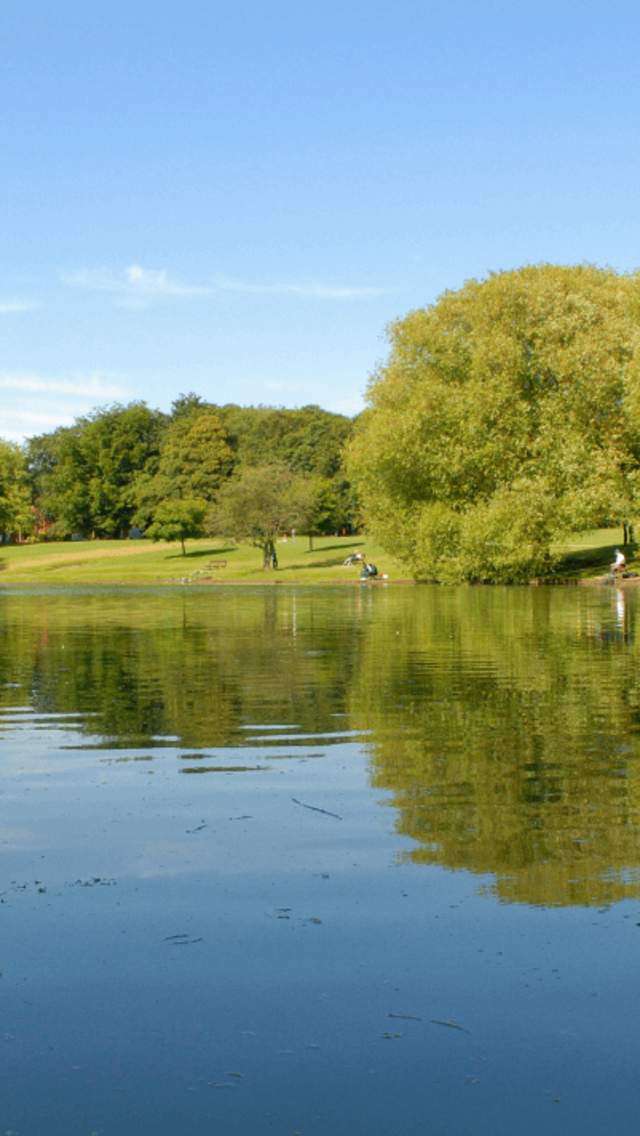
top-left (430, 1018), bottom-right (470, 1034)
top-left (291, 797), bottom-right (342, 820)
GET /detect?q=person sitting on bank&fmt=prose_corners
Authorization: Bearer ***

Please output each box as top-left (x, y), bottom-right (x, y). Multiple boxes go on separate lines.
top-left (612, 548), bottom-right (626, 575)
top-left (360, 561), bottom-right (378, 579)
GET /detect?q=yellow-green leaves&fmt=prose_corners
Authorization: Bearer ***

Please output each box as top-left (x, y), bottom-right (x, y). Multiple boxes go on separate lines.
top-left (349, 264), bottom-right (640, 582)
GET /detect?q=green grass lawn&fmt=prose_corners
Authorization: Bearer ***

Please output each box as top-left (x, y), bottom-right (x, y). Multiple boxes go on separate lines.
top-left (0, 526), bottom-right (634, 586)
top-left (550, 526), bottom-right (635, 580)
top-left (0, 535), bottom-right (410, 586)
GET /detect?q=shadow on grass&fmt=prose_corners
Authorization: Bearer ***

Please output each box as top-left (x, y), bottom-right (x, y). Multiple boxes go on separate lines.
top-left (42, 559), bottom-right (86, 571)
top-left (166, 545), bottom-right (237, 561)
top-left (552, 542), bottom-right (626, 579)
top-left (303, 540), bottom-right (364, 555)
top-left (284, 556), bottom-right (358, 572)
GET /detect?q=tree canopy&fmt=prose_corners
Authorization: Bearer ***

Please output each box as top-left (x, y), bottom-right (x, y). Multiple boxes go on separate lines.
top-left (28, 403), bottom-right (165, 538)
top-left (145, 497), bottom-right (207, 555)
top-left (217, 403), bottom-right (353, 478)
top-left (23, 398), bottom-right (356, 541)
top-left (0, 440), bottom-right (32, 540)
top-left (154, 408), bottom-right (233, 499)
top-left (348, 265), bottom-right (640, 582)
top-left (132, 407), bottom-right (233, 529)
top-left (208, 463), bottom-right (316, 568)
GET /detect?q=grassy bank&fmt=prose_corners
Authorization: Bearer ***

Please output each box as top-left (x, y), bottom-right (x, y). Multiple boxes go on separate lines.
top-left (0, 527), bottom-right (634, 587)
top-left (549, 527), bottom-right (637, 581)
top-left (0, 534), bottom-right (410, 586)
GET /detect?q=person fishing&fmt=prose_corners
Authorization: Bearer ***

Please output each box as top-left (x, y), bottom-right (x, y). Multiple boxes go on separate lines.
top-left (360, 560), bottom-right (378, 580)
top-left (612, 548), bottom-right (626, 577)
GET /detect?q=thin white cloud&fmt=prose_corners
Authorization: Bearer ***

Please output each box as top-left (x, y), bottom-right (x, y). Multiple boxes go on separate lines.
top-left (213, 274), bottom-right (388, 300)
top-left (61, 263), bottom-right (387, 305)
top-left (0, 299), bottom-right (37, 314)
top-left (61, 264), bottom-right (210, 305)
top-left (0, 372), bottom-right (130, 399)
top-left (123, 264), bottom-right (209, 297)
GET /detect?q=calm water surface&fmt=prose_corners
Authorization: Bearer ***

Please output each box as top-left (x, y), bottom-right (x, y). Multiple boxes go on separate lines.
top-left (2, 585), bottom-right (640, 1134)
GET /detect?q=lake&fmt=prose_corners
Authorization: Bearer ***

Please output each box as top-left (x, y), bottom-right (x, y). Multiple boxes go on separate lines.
top-left (2, 584), bottom-right (640, 1134)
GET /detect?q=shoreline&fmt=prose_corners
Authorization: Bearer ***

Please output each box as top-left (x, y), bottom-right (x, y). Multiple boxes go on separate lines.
top-left (2, 575), bottom-right (628, 589)
top-left (0, 577), bottom-right (417, 589)
top-left (578, 574), bottom-right (640, 587)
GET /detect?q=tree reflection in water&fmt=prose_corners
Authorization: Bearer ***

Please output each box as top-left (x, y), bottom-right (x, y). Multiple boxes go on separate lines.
top-left (2, 583), bottom-right (640, 907)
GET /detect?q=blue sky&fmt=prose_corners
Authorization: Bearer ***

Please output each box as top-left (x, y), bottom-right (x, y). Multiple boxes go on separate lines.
top-left (2, 0), bottom-right (640, 441)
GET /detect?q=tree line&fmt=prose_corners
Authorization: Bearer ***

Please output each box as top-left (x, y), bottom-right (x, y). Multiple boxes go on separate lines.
top-left (0, 396), bottom-right (358, 562)
top-left (5, 263), bottom-right (640, 579)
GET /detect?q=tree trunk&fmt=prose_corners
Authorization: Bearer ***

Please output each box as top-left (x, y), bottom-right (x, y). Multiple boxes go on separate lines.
top-left (263, 539), bottom-right (274, 569)
top-left (308, 532), bottom-right (314, 551)
top-left (181, 536), bottom-right (186, 556)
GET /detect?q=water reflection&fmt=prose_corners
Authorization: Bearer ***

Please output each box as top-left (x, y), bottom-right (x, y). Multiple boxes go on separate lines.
top-left (2, 585), bottom-right (640, 907)
top-left (350, 586), bottom-right (640, 907)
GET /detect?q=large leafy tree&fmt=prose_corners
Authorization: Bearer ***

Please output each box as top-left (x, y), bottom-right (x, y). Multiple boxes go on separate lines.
top-left (32, 404), bottom-right (167, 538)
top-left (216, 403), bottom-right (357, 533)
top-left (28, 403), bottom-right (165, 538)
top-left (82, 403), bottom-right (166, 536)
top-left (133, 407), bottom-right (233, 530)
top-left (145, 497), bottom-right (207, 556)
top-left (27, 425), bottom-right (92, 537)
top-left (349, 265), bottom-right (640, 582)
top-left (207, 463), bottom-right (315, 568)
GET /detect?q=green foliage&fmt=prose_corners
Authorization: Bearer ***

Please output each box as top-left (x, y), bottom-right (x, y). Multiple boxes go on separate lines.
top-left (0, 439), bottom-right (33, 539)
top-left (145, 497), bottom-right (207, 555)
top-left (83, 403), bottom-right (165, 536)
top-left (27, 425), bottom-right (92, 537)
top-left (218, 403), bottom-right (353, 477)
top-left (305, 476), bottom-right (356, 536)
top-left (133, 407), bottom-right (234, 527)
top-left (28, 403), bottom-right (165, 537)
top-left (208, 463), bottom-right (316, 567)
top-left (456, 481), bottom-right (557, 582)
top-left (216, 404), bottom-right (357, 531)
top-left (406, 502), bottom-right (463, 582)
top-left (349, 265), bottom-right (640, 581)
top-left (156, 408), bottom-right (233, 498)
top-left (23, 398), bottom-right (357, 541)
top-left (170, 391), bottom-right (210, 419)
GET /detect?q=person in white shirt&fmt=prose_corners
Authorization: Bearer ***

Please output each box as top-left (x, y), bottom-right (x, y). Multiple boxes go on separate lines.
top-left (612, 548), bottom-right (626, 575)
